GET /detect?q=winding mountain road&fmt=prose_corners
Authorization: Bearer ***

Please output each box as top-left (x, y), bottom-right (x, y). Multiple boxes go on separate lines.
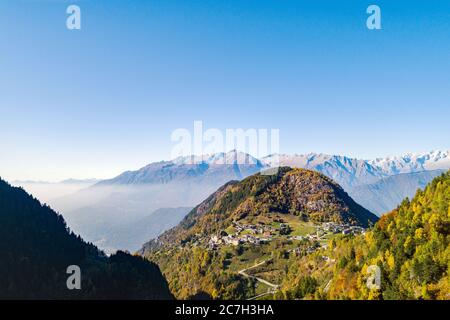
top-left (238, 259), bottom-right (279, 300)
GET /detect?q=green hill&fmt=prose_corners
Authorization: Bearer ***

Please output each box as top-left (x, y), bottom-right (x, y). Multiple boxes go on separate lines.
top-left (140, 167), bottom-right (378, 299)
top-left (0, 178), bottom-right (173, 299)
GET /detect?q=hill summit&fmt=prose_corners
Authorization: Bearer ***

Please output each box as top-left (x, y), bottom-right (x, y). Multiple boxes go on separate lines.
top-left (141, 167), bottom-right (378, 252)
top-left (140, 167), bottom-right (378, 299)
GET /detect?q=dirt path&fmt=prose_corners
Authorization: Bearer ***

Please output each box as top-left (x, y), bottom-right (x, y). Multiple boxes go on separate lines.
top-left (238, 259), bottom-right (279, 300)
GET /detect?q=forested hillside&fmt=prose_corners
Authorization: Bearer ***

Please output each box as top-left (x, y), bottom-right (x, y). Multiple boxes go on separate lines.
top-left (0, 178), bottom-right (173, 299)
top-left (142, 168), bottom-right (378, 299)
top-left (279, 171), bottom-right (450, 299)
top-left (142, 170), bottom-right (448, 300)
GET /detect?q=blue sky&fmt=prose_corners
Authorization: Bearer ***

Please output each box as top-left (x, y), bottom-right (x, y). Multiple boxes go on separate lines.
top-left (1, 0), bottom-right (449, 181)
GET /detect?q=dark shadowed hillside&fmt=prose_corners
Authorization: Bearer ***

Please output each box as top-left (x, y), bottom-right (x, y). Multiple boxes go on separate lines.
top-left (0, 178), bottom-right (172, 299)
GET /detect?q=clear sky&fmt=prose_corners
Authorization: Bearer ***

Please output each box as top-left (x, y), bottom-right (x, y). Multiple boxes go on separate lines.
top-left (1, 0), bottom-right (449, 181)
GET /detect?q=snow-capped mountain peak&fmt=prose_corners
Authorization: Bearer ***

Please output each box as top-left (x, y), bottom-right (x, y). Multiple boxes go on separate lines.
top-left (261, 150), bottom-right (450, 189)
top-left (98, 150), bottom-right (449, 189)
top-left (173, 150), bottom-right (261, 166)
top-left (368, 150), bottom-right (450, 175)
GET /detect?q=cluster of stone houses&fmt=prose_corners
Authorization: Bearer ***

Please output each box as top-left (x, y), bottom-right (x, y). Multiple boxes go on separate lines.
top-left (289, 233), bottom-right (321, 242)
top-left (208, 222), bottom-right (276, 249)
top-left (207, 220), bottom-right (366, 250)
top-left (208, 233), bottom-right (271, 249)
top-left (233, 222), bottom-right (276, 236)
top-left (320, 222), bottom-right (365, 235)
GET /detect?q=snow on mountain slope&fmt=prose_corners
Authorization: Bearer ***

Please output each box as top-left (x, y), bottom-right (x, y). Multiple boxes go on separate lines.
top-left (173, 150), bottom-right (262, 166)
top-left (97, 150), bottom-right (265, 186)
top-left (262, 150), bottom-right (450, 189)
top-left (92, 149), bottom-right (450, 189)
top-left (368, 150), bottom-right (450, 175)
top-left (262, 153), bottom-right (386, 189)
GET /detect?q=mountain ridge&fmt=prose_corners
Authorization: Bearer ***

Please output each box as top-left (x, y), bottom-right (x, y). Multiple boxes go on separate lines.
top-left (96, 150), bottom-right (263, 186)
top-left (95, 149), bottom-right (450, 190)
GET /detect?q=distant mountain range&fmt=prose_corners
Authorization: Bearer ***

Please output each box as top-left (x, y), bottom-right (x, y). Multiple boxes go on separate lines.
top-left (47, 150), bottom-right (449, 252)
top-left (96, 151), bottom-right (264, 186)
top-left (94, 149), bottom-right (450, 190)
top-left (368, 150), bottom-right (450, 175)
top-left (263, 150), bottom-right (450, 189)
